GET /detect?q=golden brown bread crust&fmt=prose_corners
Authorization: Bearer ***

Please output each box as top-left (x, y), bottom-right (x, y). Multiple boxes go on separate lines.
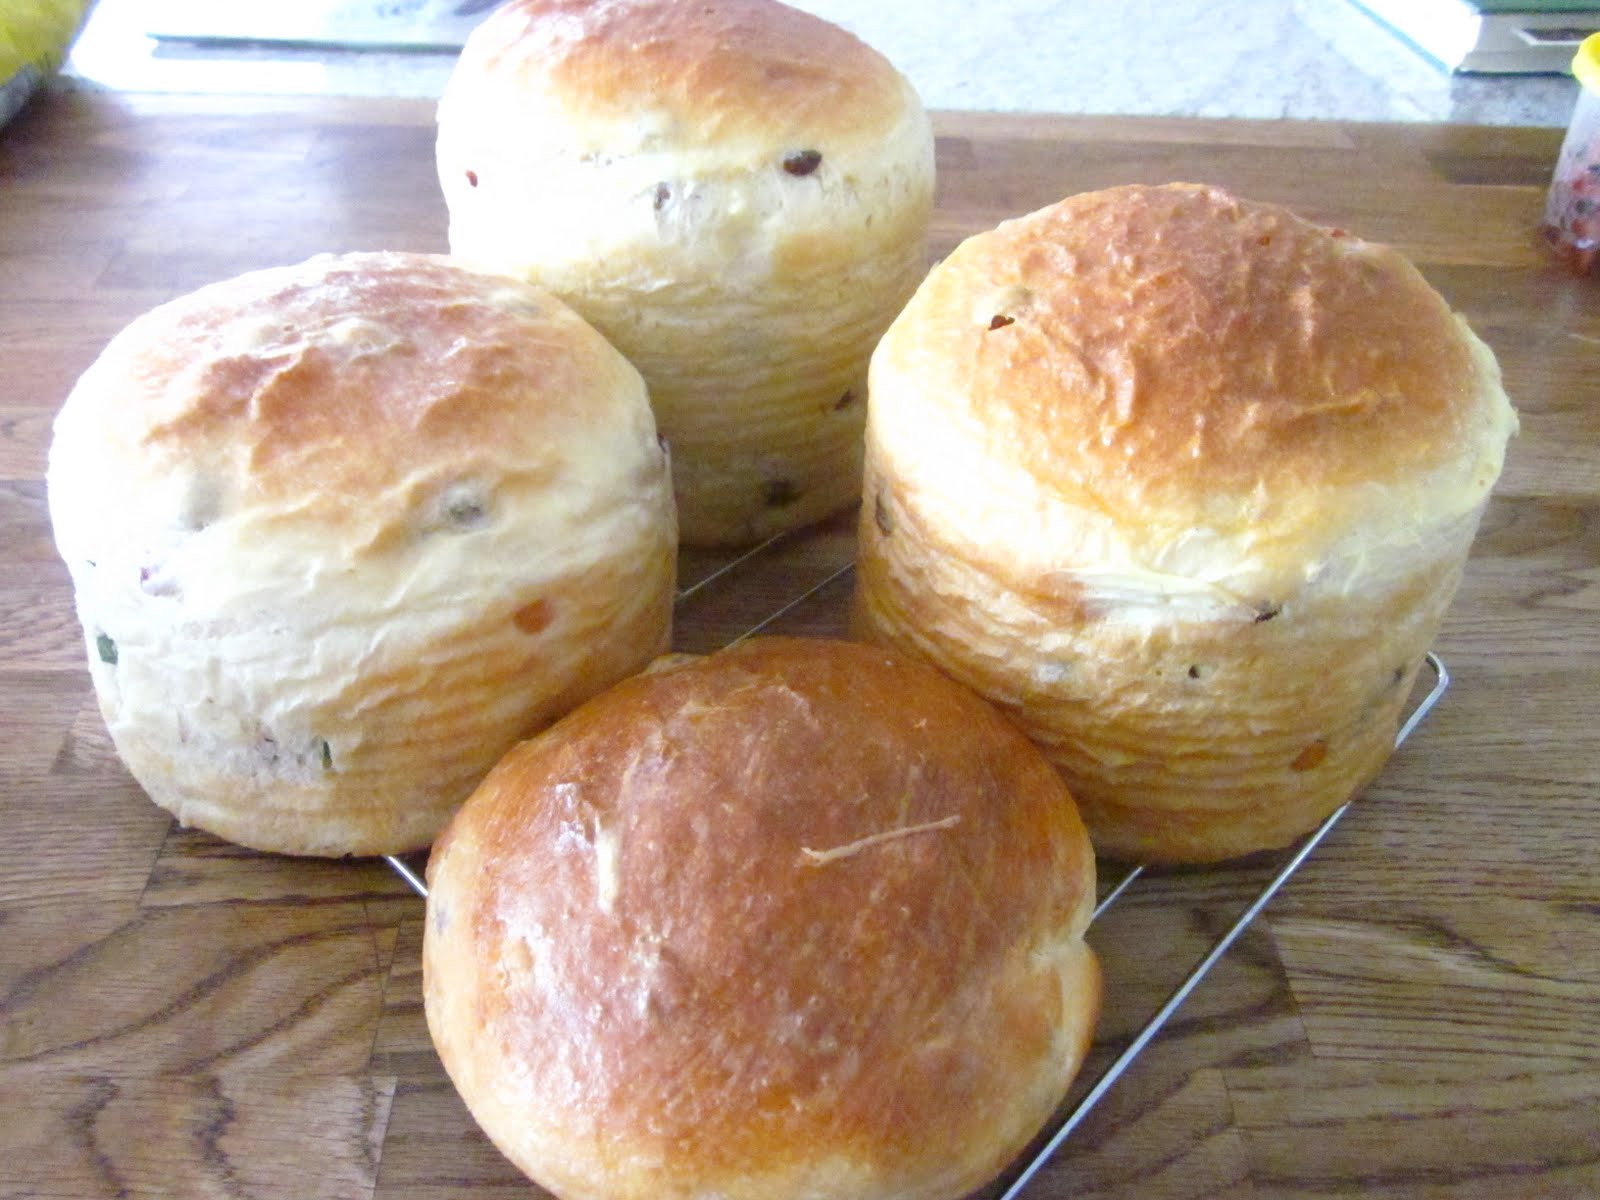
top-left (854, 184), bottom-right (1517, 863)
top-left (85, 253), bottom-right (653, 537)
top-left (454, 0), bottom-right (908, 150)
top-left (436, 0), bottom-right (936, 546)
top-left (987, 187), bottom-right (1479, 506)
top-left (867, 183), bottom-right (1513, 597)
top-left (48, 252), bottom-right (677, 856)
top-left (424, 636), bottom-right (1100, 1200)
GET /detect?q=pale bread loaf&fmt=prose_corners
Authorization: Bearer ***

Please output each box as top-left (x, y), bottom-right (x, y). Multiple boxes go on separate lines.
top-left (48, 251), bottom-right (677, 856)
top-left (436, 0), bottom-right (936, 545)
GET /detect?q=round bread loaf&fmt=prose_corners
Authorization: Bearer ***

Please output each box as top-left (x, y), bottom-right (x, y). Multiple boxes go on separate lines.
top-left (435, 0), bottom-right (936, 546)
top-left (47, 251), bottom-right (677, 857)
top-left (423, 636), bottom-right (1100, 1200)
top-left (853, 183), bottom-right (1518, 864)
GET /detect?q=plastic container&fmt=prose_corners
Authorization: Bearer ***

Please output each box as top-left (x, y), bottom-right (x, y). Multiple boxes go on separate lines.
top-left (1543, 32), bottom-right (1600, 274)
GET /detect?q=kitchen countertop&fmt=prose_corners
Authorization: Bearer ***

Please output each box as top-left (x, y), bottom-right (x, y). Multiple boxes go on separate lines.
top-left (62, 0), bottom-right (1587, 126)
top-left (1, 90), bottom-right (1598, 1199)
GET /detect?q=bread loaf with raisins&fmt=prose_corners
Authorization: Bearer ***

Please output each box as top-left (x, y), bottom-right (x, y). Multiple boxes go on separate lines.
top-left (853, 183), bottom-right (1517, 863)
top-left (435, 0), bottom-right (935, 546)
top-left (47, 251), bottom-right (676, 856)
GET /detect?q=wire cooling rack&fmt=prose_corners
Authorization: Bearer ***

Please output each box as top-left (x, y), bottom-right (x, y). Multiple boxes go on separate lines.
top-left (383, 530), bottom-right (1450, 1198)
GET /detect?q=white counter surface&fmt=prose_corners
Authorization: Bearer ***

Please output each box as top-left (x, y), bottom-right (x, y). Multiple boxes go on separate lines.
top-left (64, 0), bottom-right (1581, 126)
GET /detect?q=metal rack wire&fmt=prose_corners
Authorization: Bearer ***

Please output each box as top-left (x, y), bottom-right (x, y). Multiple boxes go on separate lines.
top-left (997, 651), bottom-right (1446, 1198)
top-left (383, 542), bottom-right (1449, 1198)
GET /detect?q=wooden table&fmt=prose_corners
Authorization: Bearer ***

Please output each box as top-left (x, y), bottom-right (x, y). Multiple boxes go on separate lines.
top-left (2, 90), bottom-right (1596, 1199)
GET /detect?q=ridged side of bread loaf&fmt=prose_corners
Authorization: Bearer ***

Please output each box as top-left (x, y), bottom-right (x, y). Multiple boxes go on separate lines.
top-left (855, 444), bottom-right (1483, 862)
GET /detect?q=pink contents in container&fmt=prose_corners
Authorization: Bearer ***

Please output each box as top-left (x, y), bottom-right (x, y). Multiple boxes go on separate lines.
top-left (1543, 32), bottom-right (1600, 274)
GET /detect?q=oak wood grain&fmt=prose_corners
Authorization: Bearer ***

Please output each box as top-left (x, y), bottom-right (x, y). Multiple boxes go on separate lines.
top-left (1, 88), bottom-right (1595, 1199)
top-left (0, 1072), bottom-right (396, 1199)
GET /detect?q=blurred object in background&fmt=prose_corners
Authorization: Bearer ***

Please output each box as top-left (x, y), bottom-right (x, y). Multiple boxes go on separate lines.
top-left (1, 0), bottom-right (95, 127)
top-left (139, 0), bottom-right (493, 53)
top-left (1346, 0), bottom-right (1600, 74)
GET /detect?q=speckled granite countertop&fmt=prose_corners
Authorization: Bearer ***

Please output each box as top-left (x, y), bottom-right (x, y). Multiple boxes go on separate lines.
top-left (63, 0), bottom-right (1582, 126)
